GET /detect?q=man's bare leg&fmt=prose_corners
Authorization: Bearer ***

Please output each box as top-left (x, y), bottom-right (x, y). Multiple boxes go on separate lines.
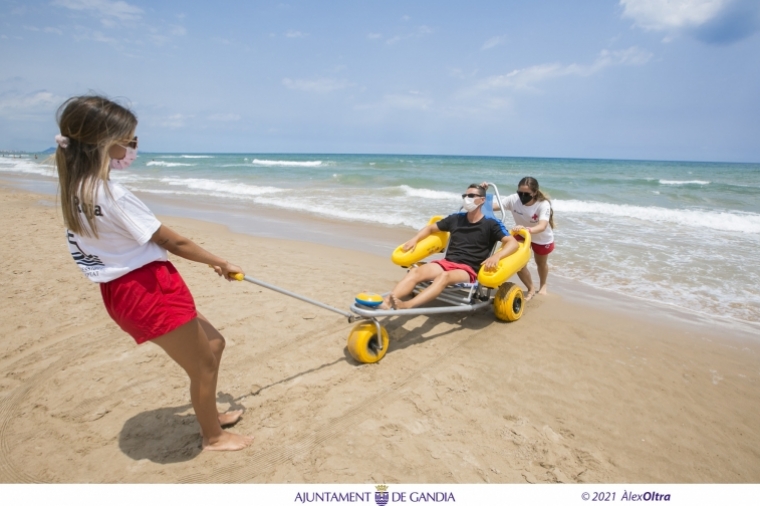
top-left (393, 269), bottom-right (471, 309)
top-left (380, 263), bottom-right (445, 309)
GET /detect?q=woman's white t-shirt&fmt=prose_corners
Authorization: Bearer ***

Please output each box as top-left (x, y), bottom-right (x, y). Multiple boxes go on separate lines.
top-left (66, 181), bottom-right (167, 283)
top-left (499, 193), bottom-right (555, 245)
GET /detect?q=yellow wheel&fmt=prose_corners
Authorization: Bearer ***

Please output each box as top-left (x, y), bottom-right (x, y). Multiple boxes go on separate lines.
top-left (493, 282), bottom-right (524, 322)
top-left (347, 322), bottom-right (389, 363)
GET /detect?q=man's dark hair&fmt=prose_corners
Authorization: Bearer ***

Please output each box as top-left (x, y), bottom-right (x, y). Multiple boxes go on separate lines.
top-left (468, 183), bottom-right (486, 197)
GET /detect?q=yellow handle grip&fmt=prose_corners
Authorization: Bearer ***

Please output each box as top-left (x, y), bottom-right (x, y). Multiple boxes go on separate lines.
top-left (208, 265), bottom-right (245, 281)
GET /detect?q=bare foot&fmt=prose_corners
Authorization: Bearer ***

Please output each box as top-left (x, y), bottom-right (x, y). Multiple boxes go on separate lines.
top-left (537, 286), bottom-right (548, 296)
top-left (200, 409), bottom-right (246, 437)
top-left (202, 431), bottom-right (254, 452)
top-left (391, 295), bottom-right (407, 309)
top-left (523, 289), bottom-right (536, 301)
top-left (219, 409), bottom-right (243, 427)
top-left (379, 296), bottom-right (393, 310)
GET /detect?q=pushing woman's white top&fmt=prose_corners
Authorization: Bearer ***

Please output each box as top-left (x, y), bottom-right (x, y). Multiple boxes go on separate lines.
top-left (499, 193), bottom-right (554, 245)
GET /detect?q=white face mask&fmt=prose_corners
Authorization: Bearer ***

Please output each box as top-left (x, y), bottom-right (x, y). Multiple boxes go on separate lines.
top-left (109, 147), bottom-right (137, 170)
top-left (462, 197), bottom-right (479, 212)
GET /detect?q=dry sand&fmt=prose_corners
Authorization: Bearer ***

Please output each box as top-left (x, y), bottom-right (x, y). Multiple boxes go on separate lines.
top-left (1, 185), bottom-right (759, 484)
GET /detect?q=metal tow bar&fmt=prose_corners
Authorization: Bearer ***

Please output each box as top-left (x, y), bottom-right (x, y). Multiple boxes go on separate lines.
top-left (233, 273), bottom-right (357, 321)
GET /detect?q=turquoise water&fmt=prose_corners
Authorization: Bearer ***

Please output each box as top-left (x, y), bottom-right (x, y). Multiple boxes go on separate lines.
top-left (3, 153), bottom-right (760, 323)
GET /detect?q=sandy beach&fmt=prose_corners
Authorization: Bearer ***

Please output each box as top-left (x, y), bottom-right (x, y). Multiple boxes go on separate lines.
top-left (1, 183), bottom-right (759, 484)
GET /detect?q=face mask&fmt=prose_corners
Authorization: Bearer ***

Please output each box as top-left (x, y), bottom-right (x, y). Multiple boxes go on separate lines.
top-left (463, 197), bottom-right (479, 212)
top-left (109, 147), bottom-right (137, 170)
top-left (518, 191), bottom-right (533, 205)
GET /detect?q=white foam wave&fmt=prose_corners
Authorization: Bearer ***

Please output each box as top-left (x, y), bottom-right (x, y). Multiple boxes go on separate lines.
top-left (160, 177), bottom-right (284, 196)
top-left (400, 185), bottom-right (459, 200)
top-left (659, 179), bottom-right (710, 185)
top-left (254, 196), bottom-right (426, 229)
top-left (180, 155), bottom-right (213, 158)
top-left (252, 159), bottom-right (323, 167)
top-left (555, 199), bottom-right (760, 234)
top-left (0, 159), bottom-right (56, 177)
top-left (131, 189), bottom-right (205, 196)
top-left (147, 161), bottom-right (195, 167)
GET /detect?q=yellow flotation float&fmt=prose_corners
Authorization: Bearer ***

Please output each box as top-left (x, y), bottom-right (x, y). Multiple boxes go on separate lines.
top-left (389, 214), bottom-right (531, 289)
top-left (477, 229), bottom-right (531, 289)
top-left (391, 216), bottom-right (450, 267)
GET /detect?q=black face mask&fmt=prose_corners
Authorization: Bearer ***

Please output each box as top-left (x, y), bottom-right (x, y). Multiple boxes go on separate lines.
top-left (518, 191), bottom-right (533, 205)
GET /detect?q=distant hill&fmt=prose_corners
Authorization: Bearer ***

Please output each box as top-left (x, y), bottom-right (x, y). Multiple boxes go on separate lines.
top-left (40, 147), bottom-right (56, 154)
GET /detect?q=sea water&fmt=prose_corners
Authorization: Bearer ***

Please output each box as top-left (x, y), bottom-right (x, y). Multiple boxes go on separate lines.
top-left (2, 153), bottom-right (759, 324)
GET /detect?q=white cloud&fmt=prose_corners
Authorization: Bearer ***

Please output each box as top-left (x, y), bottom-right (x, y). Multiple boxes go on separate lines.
top-left (285, 30), bottom-right (306, 38)
top-left (620, 0), bottom-right (760, 44)
top-left (620, 0), bottom-right (727, 30)
top-left (355, 91), bottom-right (433, 112)
top-left (367, 32), bottom-right (382, 39)
top-left (156, 113), bottom-right (192, 129)
top-left (282, 78), bottom-right (351, 93)
top-left (481, 35), bottom-right (506, 51)
top-left (52, 0), bottom-right (143, 22)
top-left (0, 90), bottom-right (62, 119)
top-left (386, 25), bottom-right (433, 45)
top-left (208, 113), bottom-right (241, 122)
top-left (83, 30), bottom-right (118, 44)
top-left (50, 0), bottom-right (186, 48)
top-left (476, 46), bottom-right (652, 91)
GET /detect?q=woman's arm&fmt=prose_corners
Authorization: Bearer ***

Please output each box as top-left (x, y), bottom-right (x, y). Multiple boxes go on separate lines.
top-left (478, 181), bottom-right (502, 211)
top-left (512, 219), bottom-right (548, 235)
top-left (151, 224), bottom-right (242, 279)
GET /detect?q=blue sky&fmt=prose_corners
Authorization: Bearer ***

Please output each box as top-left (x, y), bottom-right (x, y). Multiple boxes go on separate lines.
top-left (1, 0), bottom-right (759, 162)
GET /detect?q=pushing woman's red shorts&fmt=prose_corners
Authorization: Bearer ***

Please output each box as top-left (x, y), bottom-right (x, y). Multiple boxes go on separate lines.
top-left (100, 260), bottom-right (197, 344)
top-left (514, 234), bottom-right (555, 256)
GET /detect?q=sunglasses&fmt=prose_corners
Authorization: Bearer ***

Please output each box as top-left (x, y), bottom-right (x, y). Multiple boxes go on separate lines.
top-left (461, 193), bottom-right (484, 199)
top-left (118, 136), bottom-right (138, 149)
top-left (517, 191), bottom-right (533, 199)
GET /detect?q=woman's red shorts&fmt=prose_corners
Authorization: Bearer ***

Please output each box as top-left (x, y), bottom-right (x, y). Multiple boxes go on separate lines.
top-left (100, 261), bottom-right (197, 344)
top-left (514, 234), bottom-right (555, 255)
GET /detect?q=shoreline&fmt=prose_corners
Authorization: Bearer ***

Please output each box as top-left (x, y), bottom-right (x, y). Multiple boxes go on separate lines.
top-left (3, 172), bottom-right (758, 341)
top-left (1, 184), bottom-right (760, 483)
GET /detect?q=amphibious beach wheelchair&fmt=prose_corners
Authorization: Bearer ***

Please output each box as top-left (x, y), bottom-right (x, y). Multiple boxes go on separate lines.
top-left (346, 182), bottom-right (532, 363)
top-left (230, 183), bottom-right (531, 365)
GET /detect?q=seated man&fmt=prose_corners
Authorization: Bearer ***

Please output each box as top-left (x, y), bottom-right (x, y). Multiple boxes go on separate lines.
top-left (381, 184), bottom-right (519, 309)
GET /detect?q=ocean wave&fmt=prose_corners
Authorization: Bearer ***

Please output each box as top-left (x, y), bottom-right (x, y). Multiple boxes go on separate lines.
top-left (147, 161), bottom-right (195, 167)
top-left (180, 155), bottom-right (214, 158)
top-left (399, 185), bottom-right (459, 200)
top-left (130, 189), bottom-right (205, 196)
top-left (555, 199), bottom-right (760, 234)
top-left (159, 177), bottom-right (285, 196)
top-left (254, 196), bottom-right (425, 229)
top-left (0, 159), bottom-right (56, 177)
top-left (659, 179), bottom-right (710, 185)
top-left (252, 159), bottom-right (323, 167)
